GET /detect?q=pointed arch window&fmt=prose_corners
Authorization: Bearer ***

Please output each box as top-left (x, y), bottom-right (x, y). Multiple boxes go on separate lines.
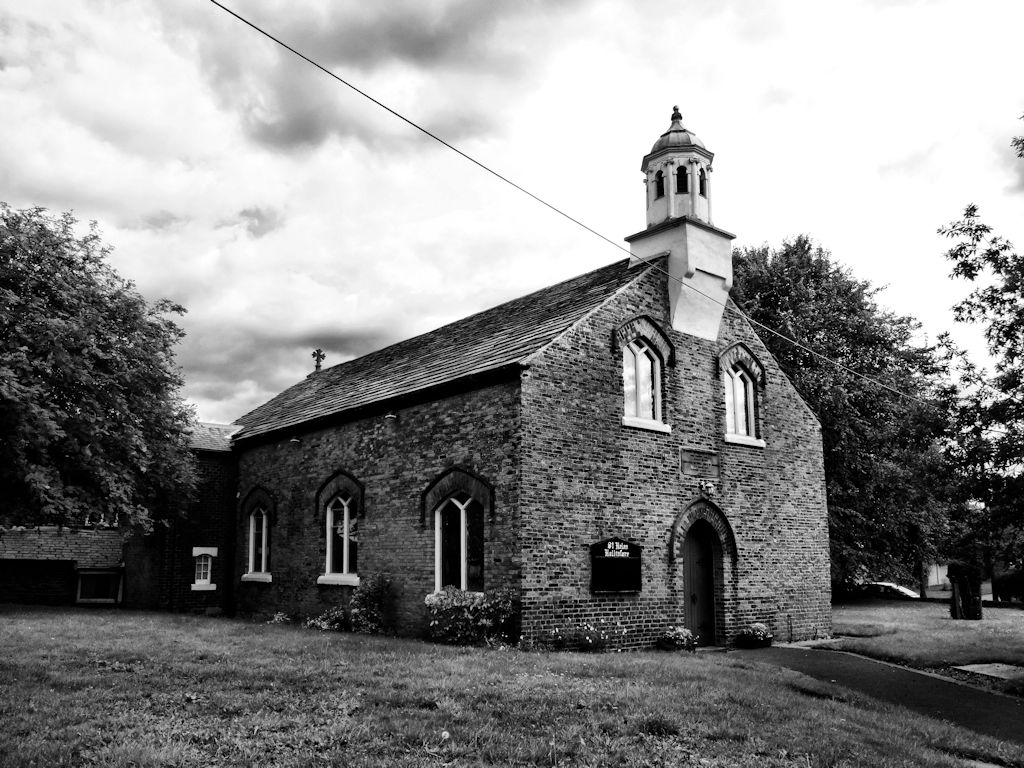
top-left (245, 507), bottom-right (271, 580)
top-left (654, 170), bottom-right (665, 199)
top-left (622, 339), bottom-right (670, 433)
top-left (623, 339), bottom-right (659, 421)
top-left (725, 365), bottom-right (756, 437)
top-left (616, 317), bottom-right (674, 434)
top-left (699, 168), bottom-right (707, 197)
top-left (435, 492), bottom-right (485, 592)
top-left (676, 166), bottom-right (689, 194)
top-left (315, 470), bottom-right (364, 587)
top-left (317, 494), bottom-right (359, 586)
top-left (720, 344), bottom-right (766, 448)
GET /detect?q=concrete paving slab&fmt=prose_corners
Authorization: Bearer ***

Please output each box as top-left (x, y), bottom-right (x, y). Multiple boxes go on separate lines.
top-left (954, 663), bottom-right (1024, 681)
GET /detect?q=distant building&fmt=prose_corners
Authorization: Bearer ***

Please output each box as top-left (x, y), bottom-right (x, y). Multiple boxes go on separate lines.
top-left (2, 110), bottom-right (831, 646)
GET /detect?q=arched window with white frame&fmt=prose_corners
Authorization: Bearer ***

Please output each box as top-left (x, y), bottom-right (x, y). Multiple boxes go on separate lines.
top-left (245, 507), bottom-right (271, 580)
top-left (622, 339), bottom-right (663, 426)
top-left (725, 365), bottom-right (756, 438)
top-left (719, 343), bottom-right (766, 448)
top-left (434, 492), bottom-right (485, 593)
top-left (314, 469), bottom-right (364, 587)
top-left (318, 494), bottom-right (359, 586)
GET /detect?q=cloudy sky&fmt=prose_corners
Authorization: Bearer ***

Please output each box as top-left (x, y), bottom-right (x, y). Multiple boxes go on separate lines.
top-left (2, 0), bottom-right (1022, 424)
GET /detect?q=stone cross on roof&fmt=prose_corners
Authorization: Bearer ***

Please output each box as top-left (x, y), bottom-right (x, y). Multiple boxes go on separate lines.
top-left (312, 348), bottom-right (326, 372)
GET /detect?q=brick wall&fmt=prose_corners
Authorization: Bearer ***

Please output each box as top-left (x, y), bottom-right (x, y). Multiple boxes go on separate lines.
top-left (233, 381), bottom-right (521, 632)
top-left (0, 526), bottom-right (123, 567)
top-left (121, 451), bottom-right (237, 613)
top-left (0, 526), bottom-right (124, 605)
top-left (518, 263), bottom-right (831, 648)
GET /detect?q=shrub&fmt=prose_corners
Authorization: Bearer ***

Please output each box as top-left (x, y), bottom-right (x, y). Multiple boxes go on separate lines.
top-left (537, 619), bottom-right (628, 652)
top-left (424, 587), bottom-right (518, 645)
top-left (350, 573), bottom-right (394, 634)
top-left (265, 612), bottom-right (293, 625)
top-left (304, 606), bottom-right (348, 632)
top-left (656, 625), bottom-right (698, 652)
top-left (735, 622), bottom-right (774, 648)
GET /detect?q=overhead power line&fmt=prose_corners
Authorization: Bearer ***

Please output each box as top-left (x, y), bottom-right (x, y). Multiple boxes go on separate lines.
top-left (208, 0), bottom-right (1012, 437)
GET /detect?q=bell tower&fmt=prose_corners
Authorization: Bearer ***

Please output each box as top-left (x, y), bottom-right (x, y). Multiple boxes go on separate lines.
top-left (625, 107), bottom-right (735, 341)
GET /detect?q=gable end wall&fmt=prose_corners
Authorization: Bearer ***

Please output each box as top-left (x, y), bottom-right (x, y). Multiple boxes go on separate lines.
top-left (519, 265), bottom-right (830, 648)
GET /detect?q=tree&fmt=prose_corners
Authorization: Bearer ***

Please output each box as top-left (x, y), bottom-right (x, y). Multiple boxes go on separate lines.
top-left (732, 236), bottom-right (958, 590)
top-left (0, 204), bottom-right (196, 530)
top-left (938, 114), bottom-right (1024, 570)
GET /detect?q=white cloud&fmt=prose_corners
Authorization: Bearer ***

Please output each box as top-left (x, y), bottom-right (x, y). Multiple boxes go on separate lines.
top-left (1, 0), bottom-right (1022, 423)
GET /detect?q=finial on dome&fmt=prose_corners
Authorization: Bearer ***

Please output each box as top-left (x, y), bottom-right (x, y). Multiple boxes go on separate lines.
top-left (671, 105), bottom-right (682, 122)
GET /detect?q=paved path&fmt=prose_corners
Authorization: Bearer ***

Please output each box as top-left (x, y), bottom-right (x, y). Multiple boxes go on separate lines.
top-left (728, 646), bottom-right (1024, 746)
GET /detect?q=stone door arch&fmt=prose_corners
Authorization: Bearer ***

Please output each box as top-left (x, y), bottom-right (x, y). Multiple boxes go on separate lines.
top-left (669, 499), bottom-right (738, 645)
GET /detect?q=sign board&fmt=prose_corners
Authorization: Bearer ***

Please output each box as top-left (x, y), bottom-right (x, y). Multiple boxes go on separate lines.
top-left (590, 537), bottom-right (642, 593)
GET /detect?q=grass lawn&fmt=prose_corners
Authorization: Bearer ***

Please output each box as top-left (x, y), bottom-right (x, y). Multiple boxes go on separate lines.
top-left (1, 606), bottom-right (1022, 767)
top-left (832, 600), bottom-right (1024, 695)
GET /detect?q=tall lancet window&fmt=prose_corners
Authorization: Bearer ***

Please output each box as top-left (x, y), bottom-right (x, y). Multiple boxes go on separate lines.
top-left (725, 365), bottom-right (756, 438)
top-left (326, 494), bottom-right (358, 578)
top-left (676, 166), bottom-right (688, 194)
top-left (623, 339), bottom-right (661, 422)
top-left (654, 170), bottom-right (665, 199)
top-left (699, 168), bottom-right (707, 197)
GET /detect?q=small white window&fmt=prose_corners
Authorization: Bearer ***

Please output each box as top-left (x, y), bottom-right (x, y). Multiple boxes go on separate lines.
top-left (434, 493), bottom-right (485, 593)
top-left (192, 547), bottom-right (217, 591)
top-left (317, 495), bottom-right (360, 586)
top-left (195, 554), bottom-right (211, 584)
top-left (242, 507), bottom-right (272, 582)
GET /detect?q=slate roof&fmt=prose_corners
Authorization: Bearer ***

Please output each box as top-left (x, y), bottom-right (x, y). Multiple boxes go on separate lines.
top-left (233, 257), bottom-right (648, 441)
top-left (189, 422), bottom-right (240, 452)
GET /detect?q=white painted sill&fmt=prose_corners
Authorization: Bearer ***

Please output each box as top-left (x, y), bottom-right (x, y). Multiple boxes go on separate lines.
top-left (241, 572), bottom-right (273, 583)
top-left (621, 416), bottom-right (672, 434)
top-left (191, 583), bottom-right (216, 591)
top-left (724, 433), bottom-right (766, 448)
top-left (316, 573), bottom-right (360, 587)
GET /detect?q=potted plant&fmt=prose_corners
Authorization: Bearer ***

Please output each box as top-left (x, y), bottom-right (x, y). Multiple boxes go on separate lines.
top-left (734, 622), bottom-right (774, 648)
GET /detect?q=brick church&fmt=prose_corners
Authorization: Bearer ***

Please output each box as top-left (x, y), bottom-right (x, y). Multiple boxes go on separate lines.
top-left (1, 110), bottom-right (831, 646)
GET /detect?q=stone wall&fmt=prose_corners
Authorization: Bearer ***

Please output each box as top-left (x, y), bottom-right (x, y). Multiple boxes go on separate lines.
top-left (233, 380), bottom-right (521, 633)
top-left (518, 263), bottom-right (831, 647)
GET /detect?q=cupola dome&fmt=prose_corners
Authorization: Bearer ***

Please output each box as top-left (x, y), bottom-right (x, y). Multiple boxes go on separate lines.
top-left (648, 106), bottom-right (705, 155)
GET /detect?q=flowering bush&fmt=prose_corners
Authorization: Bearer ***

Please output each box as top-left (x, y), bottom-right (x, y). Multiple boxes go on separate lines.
top-left (424, 587), bottom-right (518, 645)
top-left (735, 622), bottom-right (774, 647)
top-left (350, 573), bottom-right (394, 634)
top-left (656, 625), bottom-right (698, 652)
top-left (538, 619), bottom-right (628, 652)
top-left (304, 605), bottom-right (348, 632)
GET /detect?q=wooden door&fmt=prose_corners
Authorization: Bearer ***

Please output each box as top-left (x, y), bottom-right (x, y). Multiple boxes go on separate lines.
top-left (683, 523), bottom-right (716, 645)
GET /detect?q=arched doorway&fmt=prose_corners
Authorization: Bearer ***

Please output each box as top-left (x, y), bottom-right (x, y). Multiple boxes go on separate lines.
top-left (682, 520), bottom-right (717, 644)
